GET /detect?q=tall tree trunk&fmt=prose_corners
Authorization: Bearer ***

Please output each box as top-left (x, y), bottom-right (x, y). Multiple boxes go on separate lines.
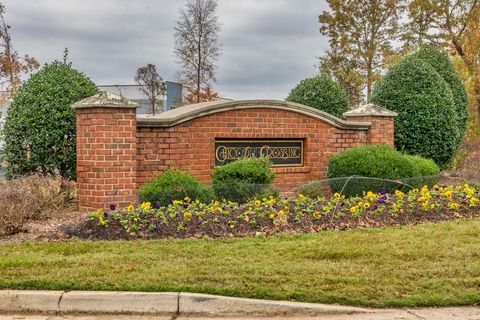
top-left (196, 17), bottom-right (202, 103)
top-left (151, 85), bottom-right (156, 116)
top-left (366, 67), bottom-right (372, 102)
top-left (475, 81), bottom-right (480, 120)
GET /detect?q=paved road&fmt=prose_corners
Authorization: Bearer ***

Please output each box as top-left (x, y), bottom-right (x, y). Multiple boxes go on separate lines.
top-left (2, 307), bottom-right (480, 320)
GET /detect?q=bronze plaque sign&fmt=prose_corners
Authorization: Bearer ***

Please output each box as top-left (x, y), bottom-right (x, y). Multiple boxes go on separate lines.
top-left (214, 139), bottom-right (304, 167)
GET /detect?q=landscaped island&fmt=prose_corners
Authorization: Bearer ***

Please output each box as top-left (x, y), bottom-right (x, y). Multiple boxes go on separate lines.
top-left (77, 183), bottom-right (480, 240)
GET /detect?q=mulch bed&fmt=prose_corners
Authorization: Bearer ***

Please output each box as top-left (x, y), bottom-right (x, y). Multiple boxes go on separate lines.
top-left (66, 206), bottom-right (480, 240)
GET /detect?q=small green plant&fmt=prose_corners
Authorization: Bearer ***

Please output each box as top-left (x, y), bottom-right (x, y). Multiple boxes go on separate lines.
top-left (327, 145), bottom-right (440, 196)
top-left (286, 74), bottom-right (349, 118)
top-left (212, 157), bottom-right (276, 203)
top-left (297, 181), bottom-right (328, 199)
top-left (138, 169), bottom-right (213, 206)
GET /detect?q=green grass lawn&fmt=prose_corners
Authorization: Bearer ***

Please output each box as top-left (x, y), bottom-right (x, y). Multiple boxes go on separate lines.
top-left (1, 218), bottom-right (480, 308)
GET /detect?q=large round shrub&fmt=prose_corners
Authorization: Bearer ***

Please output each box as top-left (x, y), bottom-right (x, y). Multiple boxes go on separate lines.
top-left (212, 157), bottom-right (276, 203)
top-left (327, 145), bottom-right (440, 196)
top-left (1, 61), bottom-right (98, 179)
top-left (410, 46), bottom-right (468, 143)
top-left (139, 169), bottom-right (214, 206)
top-left (286, 74), bottom-right (349, 118)
top-left (371, 56), bottom-right (459, 168)
top-left (403, 154), bottom-right (440, 187)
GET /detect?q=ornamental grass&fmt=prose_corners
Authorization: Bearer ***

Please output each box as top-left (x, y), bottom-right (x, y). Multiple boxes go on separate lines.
top-left (79, 184), bottom-right (480, 240)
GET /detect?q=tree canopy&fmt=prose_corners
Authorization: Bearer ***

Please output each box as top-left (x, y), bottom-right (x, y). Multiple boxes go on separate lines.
top-left (372, 55), bottom-right (459, 168)
top-left (1, 61), bottom-right (98, 179)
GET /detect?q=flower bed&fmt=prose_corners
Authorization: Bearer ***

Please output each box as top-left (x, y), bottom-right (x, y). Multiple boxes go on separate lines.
top-left (75, 184), bottom-right (480, 240)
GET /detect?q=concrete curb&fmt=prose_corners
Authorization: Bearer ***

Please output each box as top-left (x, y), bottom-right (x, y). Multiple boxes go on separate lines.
top-left (0, 290), bottom-right (63, 312)
top-left (178, 292), bottom-right (368, 316)
top-left (60, 291), bottom-right (178, 314)
top-left (0, 290), bottom-right (370, 316)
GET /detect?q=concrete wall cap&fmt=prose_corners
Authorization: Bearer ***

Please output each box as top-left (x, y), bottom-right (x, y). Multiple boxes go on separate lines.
top-left (343, 103), bottom-right (397, 117)
top-left (72, 91), bottom-right (140, 109)
top-left (137, 99), bottom-right (371, 130)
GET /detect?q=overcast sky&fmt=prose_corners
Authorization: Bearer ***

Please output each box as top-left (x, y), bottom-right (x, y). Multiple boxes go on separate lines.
top-left (4, 0), bottom-right (329, 100)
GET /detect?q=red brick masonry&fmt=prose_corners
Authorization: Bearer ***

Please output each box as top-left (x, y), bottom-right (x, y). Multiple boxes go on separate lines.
top-left (74, 96), bottom-right (396, 211)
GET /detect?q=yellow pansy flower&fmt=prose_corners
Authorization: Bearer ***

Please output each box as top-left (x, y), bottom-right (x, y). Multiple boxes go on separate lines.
top-left (140, 202), bottom-right (151, 210)
top-left (448, 202), bottom-right (460, 210)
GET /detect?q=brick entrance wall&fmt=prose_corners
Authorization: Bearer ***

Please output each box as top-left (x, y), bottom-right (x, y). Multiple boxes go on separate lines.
top-left (74, 97), bottom-right (396, 211)
top-left (137, 108), bottom-right (369, 187)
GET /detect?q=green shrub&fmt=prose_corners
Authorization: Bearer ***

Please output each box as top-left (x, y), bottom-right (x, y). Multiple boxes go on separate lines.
top-left (403, 154), bottom-right (441, 187)
top-left (212, 157), bottom-right (276, 203)
top-left (286, 74), bottom-right (349, 118)
top-left (410, 46), bottom-right (468, 143)
top-left (371, 55), bottom-right (459, 168)
top-left (297, 180), bottom-right (329, 199)
top-left (327, 145), bottom-right (440, 196)
top-left (1, 61), bottom-right (98, 180)
top-left (139, 169), bottom-right (213, 206)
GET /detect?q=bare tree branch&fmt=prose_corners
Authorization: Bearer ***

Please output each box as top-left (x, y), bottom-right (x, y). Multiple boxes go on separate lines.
top-left (174, 0), bottom-right (221, 103)
top-left (134, 64), bottom-right (166, 116)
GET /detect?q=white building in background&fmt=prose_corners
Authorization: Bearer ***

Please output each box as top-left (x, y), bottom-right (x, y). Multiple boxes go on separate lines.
top-left (98, 81), bottom-right (183, 114)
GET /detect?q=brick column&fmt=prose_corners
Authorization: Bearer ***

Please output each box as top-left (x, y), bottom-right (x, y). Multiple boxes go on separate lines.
top-left (344, 103), bottom-right (397, 146)
top-left (73, 92), bottom-right (140, 212)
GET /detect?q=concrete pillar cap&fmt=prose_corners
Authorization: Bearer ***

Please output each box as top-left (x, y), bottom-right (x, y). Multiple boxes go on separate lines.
top-left (72, 91), bottom-right (140, 109)
top-left (343, 103), bottom-right (397, 117)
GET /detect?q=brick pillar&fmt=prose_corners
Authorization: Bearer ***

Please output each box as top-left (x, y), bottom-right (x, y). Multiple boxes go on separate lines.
top-left (344, 103), bottom-right (397, 146)
top-left (73, 92), bottom-right (140, 212)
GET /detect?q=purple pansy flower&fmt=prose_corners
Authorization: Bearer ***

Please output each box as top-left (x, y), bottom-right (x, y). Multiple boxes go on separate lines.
top-left (153, 203), bottom-right (161, 209)
top-left (109, 203), bottom-right (116, 211)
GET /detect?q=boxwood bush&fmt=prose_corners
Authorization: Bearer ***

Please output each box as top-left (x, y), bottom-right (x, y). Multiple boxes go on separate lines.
top-left (403, 154), bottom-right (440, 187)
top-left (286, 74), bottom-right (349, 118)
top-left (327, 145), bottom-right (440, 196)
top-left (1, 61), bottom-right (98, 180)
top-left (212, 157), bottom-right (276, 203)
top-left (371, 55), bottom-right (459, 168)
top-left (139, 169), bottom-right (213, 206)
top-left (410, 46), bottom-right (468, 143)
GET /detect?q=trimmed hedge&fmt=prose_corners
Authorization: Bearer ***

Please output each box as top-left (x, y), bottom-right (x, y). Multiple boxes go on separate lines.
top-left (286, 74), bottom-right (349, 118)
top-left (327, 145), bottom-right (440, 196)
top-left (371, 55), bottom-right (459, 168)
top-left (1, 61), bottom-right (98, 180)
top-left (403, 154), bottom-right (440, 187)
top-left (139, 169), bottom-right (213, 206)
top-left (212, 157), bottom-right (276, 203)
top-left (410, 46), bottom-right (468, 143)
